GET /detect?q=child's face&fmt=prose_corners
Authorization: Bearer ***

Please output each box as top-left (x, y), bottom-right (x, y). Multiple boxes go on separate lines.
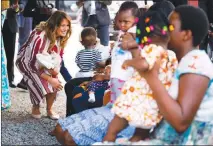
top-left (168, 12), bottom-right (185, 51)
top-left (117, 10), bottom-right (135, 32)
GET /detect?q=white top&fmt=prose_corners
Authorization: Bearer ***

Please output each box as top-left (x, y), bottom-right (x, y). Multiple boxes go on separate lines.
top-left (168, 50), bottom-right (213, 122)
top-left (111, 26), bottom-right (136, 81)
top-left (84, 1), bottom-right (96, 16)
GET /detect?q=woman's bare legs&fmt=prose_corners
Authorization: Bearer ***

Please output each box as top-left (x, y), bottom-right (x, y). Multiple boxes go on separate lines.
top-left (103, 115), bottom-right (128, 142)
top-left (46, 92), bottom-right (59, 119)
top-left (129, 128), bottom-right (150, 142)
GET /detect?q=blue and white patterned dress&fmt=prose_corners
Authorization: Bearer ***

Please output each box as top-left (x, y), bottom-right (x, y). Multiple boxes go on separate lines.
top-left (1, 10), bottom-right (11, 110)
top-left (58, 105), bottom-right (135, 145)
top-left (94, 50), bottom-right (213, 145)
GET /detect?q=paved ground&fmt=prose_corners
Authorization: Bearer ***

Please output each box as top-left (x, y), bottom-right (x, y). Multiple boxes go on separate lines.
top-left (1, 24), bottom-right (83, 145)
top-left (1, 88), bottom-right (65, 145)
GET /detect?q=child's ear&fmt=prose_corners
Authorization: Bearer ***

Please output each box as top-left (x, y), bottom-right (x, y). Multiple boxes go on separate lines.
top-left (183, 30), bottom-right (192, 41)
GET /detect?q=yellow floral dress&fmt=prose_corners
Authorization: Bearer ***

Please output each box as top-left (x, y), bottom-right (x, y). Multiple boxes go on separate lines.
top-left (111, 44), bottom-right (178, 129)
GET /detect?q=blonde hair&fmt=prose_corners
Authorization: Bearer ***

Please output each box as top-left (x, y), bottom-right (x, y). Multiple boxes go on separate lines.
top-left (36, 11), bottom-right (72, 51)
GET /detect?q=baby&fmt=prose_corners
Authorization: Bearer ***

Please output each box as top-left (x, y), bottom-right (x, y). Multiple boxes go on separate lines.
top-left (103, 10), bottom-right (178, 142)
top-left (74, 62), bottom-right (111, 103)
top-left (87, 65), bottom-right (111, 103)
top-left (75, 27), bottom-right (103, 78)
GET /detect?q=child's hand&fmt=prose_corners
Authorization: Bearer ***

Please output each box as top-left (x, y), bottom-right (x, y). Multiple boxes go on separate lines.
top-left (122, 60), bottom-right (130, 70)
top-left (119, 33), bottom-right (136, 50)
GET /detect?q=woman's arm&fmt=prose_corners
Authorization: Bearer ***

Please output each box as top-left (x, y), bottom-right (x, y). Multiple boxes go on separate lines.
top-left (146, 71), bottom-right (209, 132)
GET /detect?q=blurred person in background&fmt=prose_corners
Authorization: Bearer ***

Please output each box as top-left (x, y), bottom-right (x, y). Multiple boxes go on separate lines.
top-left (15, 0), bottom-right (33, 90)
top-left (153, 0), bottom-right (187, 7)
top-left (76, 0), bottom-right (112, 46)
top-left (2, 0), bottom-right (19, 88)
top-left (198, 0), bottom-right (213, 60)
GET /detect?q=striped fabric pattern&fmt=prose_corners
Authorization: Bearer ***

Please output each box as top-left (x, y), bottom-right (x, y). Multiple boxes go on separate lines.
top-left (75, 49), bottom-right (101, 72)
top-left (16, 30), bottom-right (62, 105)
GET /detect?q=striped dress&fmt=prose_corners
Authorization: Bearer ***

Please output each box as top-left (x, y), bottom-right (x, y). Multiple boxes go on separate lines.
top-left (16, 30), bottom-right (63, 105)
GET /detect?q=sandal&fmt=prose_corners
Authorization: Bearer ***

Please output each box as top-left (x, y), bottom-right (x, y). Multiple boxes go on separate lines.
top-left (32, 114), bottom-right (41, 119)
top-left (32, 106), bottom-right (41, 119)
top-left (47, 111), bottom-right (60, 120)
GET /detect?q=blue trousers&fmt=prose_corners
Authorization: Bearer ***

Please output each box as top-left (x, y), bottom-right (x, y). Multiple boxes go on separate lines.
top-left (18, 16), bottom-right (32, 48)
top-left (97, 25), bottom-right (109, 46)
top-left (72, 87), bottom-right (105, 114)
top-left (84, 15), bottom-right (109, 46)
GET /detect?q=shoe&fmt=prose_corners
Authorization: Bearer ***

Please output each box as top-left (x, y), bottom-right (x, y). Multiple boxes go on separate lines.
top-left (32, 114), bottom-right (41, 119)
top-left (9, 83), bottom-right (16, 88)
top-left (17, 82), bottom-right (28, 90)
top-left (47, 112), bottom-right (60, 120)
top-left (32, 106), bottom-right (41, 119)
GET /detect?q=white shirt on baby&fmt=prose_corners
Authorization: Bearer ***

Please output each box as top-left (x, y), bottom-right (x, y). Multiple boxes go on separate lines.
top-left (111, 26), bottom-right (136, 81)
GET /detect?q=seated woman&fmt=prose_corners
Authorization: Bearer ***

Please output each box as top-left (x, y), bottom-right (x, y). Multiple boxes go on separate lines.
top-left (95, 5), bottom-right (213, 145)
top-left (72, 60), bottom-right (111, 113)
top-left (65, 39), bottom-right (111, 116)
top-left (50, 1), bottom-right (190, 145)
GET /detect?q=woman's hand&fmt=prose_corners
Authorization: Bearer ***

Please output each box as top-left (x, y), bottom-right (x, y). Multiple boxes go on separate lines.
top-left (138, 60), bottom-right (160, 81)
top-left (47, 68), bottom-right (59, 76)
top-left (48, 78), bottom-right (63, 91)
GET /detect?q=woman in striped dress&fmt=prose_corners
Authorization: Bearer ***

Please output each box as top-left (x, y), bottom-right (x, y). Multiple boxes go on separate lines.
top-left (16, 11), bottom-right (72, 119)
